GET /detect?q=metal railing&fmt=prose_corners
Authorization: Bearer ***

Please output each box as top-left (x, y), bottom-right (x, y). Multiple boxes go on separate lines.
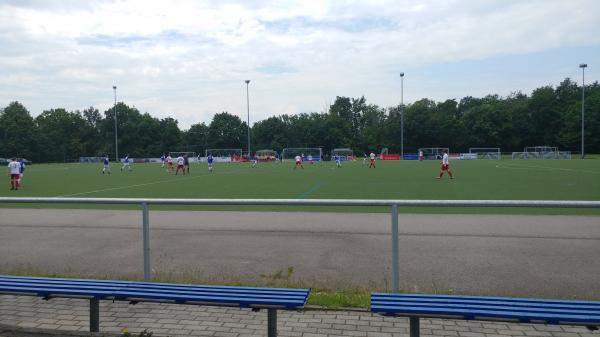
top-left (2, 197), bottom-right (599, 292)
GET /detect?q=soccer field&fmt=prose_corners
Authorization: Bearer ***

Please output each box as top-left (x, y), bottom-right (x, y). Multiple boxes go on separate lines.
top-left (2, 159), bottom-right (600, 214)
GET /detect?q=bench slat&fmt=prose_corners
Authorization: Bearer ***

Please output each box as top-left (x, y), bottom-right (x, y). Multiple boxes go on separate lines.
top-left (371, 297), bottom-right (600, 312)
top-left (0, 275), bottom-right (309, 309)
top-left (113, 290), bottom-right (306, 308)
top-left (372, 293), bottom-right (600, 306)
top-left (371, 293), bottom-right (600, 326)
top-left (372, 304), bottom-right (600, 324)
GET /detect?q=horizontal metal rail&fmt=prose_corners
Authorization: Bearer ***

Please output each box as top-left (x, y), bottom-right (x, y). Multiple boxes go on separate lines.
top-left (1, 197), bottom-right (600, 207)
top-left (1, 197), bottom-right (598, 290)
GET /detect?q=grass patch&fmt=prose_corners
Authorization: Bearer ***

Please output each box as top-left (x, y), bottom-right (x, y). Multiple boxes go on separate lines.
top-left (1, 159), bottom-right (600, 215)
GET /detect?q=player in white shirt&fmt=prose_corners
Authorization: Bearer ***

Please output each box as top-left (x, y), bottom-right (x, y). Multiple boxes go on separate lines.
top-left (175, 156), bottom-right (185, 175)
top-left (419, 150), bottom-right (424, 161)
top-left (166, 155), bottom-right (173, 173)
top-left (294, 155), bottom-right (303, 169)
top-left (7, 158), bottom-right (21, 190)
top-left (369, 152), bottom-right (376, 168)
top-left (437, 151), bottom-right (454, 179)
top-left (121, 155), bottom-right (132, 171)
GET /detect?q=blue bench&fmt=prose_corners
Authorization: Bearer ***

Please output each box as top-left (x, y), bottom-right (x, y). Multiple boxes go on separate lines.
top-left (371, 293), bottom-right (600, 337)
top-left (0, 275), bottom-right (309, 337)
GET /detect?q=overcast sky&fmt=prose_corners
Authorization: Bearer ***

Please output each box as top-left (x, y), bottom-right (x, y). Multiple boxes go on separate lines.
top-left (1, 0), bottom-right (599, 129)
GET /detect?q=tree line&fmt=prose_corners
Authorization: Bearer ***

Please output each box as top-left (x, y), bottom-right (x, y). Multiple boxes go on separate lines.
top-left (0, 78), bottom-right (598, 163)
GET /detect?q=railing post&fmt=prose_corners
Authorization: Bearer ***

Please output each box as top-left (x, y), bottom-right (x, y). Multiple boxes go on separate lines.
top-left (142, 202), bottom-right (150, 281)
top-left (391, 204), bottom-right (399, 292)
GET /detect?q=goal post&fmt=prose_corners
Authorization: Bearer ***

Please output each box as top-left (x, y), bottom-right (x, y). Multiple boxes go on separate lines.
top-left (281, 148), bottom-right (323, 162)
top-left (418, 147), bottom-right (449, 160)
top-left (204, 148), bottom-right (243, 162)
top-left (331, 148), bottom-right (354, 161)
top-left (469, 148), bottom-right (501, 160)
top-left (512, 146), bottom-right (571, 160)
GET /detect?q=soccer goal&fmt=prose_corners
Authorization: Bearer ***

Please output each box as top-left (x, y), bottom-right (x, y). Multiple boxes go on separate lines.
top-left (512, 146), bottom-right (571, 160)
top-left (331, 148), bottom-right (354, 161)
top-left (281, 148), bottom-right (323, 162)
top-left (418, 147), bottom-right (449, 160)
top-left (169, 152), bottom-right (198, 163)
top-left (204, 148), bottom-right (243, 162)
top-left (469, 148), bottom-right (501, 160)
top-left (256, 149), bottom-right (278, 161)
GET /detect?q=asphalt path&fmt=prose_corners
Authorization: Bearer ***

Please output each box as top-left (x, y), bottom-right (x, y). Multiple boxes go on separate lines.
top-left (1, 209), bottom-right (599, 299)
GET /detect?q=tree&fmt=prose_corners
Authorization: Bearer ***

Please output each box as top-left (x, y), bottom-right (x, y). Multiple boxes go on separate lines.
top-left (36, 108), bottom-right (87, 162)
top-left (207, 112), bottom-right (246, 149)
top-left (0, 102), bottom-right (37, 161)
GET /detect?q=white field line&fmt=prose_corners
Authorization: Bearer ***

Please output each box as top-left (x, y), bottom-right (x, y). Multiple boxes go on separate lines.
top-left (56, 169), bottom-right (243, 197)
top-left (495, 162), bottom-right (600, 175)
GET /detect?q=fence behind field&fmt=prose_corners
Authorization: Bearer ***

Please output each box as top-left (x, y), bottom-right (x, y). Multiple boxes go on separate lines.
top-left (1, 197), bottom-right (599, 292)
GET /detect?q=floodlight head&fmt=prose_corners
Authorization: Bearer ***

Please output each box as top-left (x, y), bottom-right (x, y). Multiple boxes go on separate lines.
top-left (113, 85), bottom-right (117, 90)
top-left (245, 80), bottom-right (250, 84)
top-left (579, 64), bottom-right (587, 68)
top-left (400, 72), bottom-right (404, 77)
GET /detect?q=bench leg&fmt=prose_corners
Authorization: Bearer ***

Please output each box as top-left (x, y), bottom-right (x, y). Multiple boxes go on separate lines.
top-left (90, 298), bottom-right (100, 332)
top-left (409, 317), bottom-right (420, 337)
top-left (267, 308), bottom-right (277, 337)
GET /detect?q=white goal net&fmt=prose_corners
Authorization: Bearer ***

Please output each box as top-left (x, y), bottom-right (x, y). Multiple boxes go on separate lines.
top-left (331, 148), bottom-right (354, 161)
top-left (512, 146), bottom-right (571, 160)
top-left (281, 148), bottom-right (323, 162)
top-left (469, 148), bottom-right (501, 160)
top-left (418, 147), bottom-right (449, 160)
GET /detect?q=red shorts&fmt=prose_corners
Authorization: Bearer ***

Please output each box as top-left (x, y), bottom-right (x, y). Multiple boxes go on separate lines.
top-left (441, 164), bottom-right (449, 171)
top-left (295, 160), bottom-right (301, 165)
top-left (177, 165), bottom-right (184, 169)
top-left (11, 174), bottom-right (19, 180)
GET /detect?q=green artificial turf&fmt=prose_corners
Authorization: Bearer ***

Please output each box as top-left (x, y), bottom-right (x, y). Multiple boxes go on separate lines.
top-left (2, 159), bottom-right (600, 214)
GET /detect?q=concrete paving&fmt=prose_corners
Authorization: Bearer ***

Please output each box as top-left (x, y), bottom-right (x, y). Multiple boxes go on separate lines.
top-left (1, 295), bottom-right (599, 337)
top-left (1, 209), bottom-right (599, 298)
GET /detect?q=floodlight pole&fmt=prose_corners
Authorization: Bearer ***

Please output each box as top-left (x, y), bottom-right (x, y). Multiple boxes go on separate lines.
top-left (245, 80), bottom-right (251, 158)
top-left (400, 72), bottom-right (404, 159)
top-left (113, 85), bottom-right (118, 162)
top-left (579, 64), bottom-right (587, 159)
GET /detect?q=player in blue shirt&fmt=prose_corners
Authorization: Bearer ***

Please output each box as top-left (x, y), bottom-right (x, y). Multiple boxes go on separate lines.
top-left (102, 155), bottom-right (111, 174)
top-left (335, 154), bottom-right (342, 168)
top-left (160, 154), bottom-right (166, 167)
top-left (121, 155), bottom-right (132, 171)
top-left (18, 158), bottom-right (25, 186)
top-left (207, 154), bottom-right (214, 172)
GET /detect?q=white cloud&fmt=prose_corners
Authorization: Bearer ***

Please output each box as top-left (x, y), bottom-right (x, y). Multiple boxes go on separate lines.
top-left (0, 0), bottom-right (598, 128)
